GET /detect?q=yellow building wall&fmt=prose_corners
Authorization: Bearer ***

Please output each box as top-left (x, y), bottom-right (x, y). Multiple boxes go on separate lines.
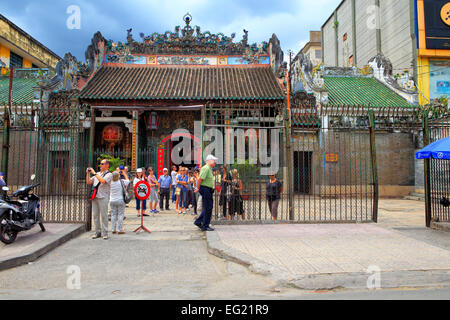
top-left (416, 0), bottom-right (450, 105)
top-left (417, 55), bottom-right (430, 105)
top-left (23, 58), bottom-right (32, 68)
top-left (0, 19), bottom-right (59, 68)
top-left (0, 44), bottom-right (10, 68)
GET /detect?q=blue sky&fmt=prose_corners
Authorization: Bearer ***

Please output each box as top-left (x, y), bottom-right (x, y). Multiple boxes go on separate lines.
top-left (1, 0), bottom-right (342, 62)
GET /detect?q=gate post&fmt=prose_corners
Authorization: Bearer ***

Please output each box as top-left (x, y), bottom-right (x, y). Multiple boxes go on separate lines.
top-left (423, 113), bottom-right (431, 228)
top-left (87, 107), bottom-right (96, 231)
top-left (368, 110), bottom-right (379, 222)
top-left (285, 108), bottom-right (294, 221)
top-left (1, 70), bottom-right (13, 183)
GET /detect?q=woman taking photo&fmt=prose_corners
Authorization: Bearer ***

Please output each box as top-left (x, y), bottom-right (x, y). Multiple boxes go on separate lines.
top-left (228, 169), bottom-right (244, 221)
top-left (266, 173), bottom-right (283, 221)
top-left (133, 168), bottom-right (148, 217)
top-left (109, 170), bottom-right (130, 235)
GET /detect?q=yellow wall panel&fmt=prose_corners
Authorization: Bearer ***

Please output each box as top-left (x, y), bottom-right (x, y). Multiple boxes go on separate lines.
top-left (0, 44), bottom-right (10, 68)
top-left (417, 55), bottom-right (430, 105)
top-left (23, 58), bottom-right (32, 68)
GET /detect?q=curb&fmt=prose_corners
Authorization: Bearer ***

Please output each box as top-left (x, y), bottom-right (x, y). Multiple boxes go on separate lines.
top-left (206, 231), bottom-right (301, 287)
top-left (206, 231), bottom-right (450, 290)
top-left (0, 224), bottom-right (85, 272)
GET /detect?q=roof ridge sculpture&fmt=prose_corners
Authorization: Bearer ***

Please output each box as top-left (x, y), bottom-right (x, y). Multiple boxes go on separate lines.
top-left (106, 13), bottom-right (268, 56)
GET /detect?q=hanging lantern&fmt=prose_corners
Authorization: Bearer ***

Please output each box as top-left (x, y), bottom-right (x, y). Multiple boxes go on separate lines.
top-left (145, 111), bottom-right (159, 130)
top-left (102, 124), bottom-right (123, 144)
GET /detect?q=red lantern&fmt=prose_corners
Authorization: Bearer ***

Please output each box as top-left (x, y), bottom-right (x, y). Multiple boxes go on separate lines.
top-left (102, 124), bottom-right (123, 144)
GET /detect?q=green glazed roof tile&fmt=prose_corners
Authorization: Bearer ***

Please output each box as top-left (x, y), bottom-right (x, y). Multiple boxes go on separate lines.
top-left (323, 76), bottom-right (412, 108)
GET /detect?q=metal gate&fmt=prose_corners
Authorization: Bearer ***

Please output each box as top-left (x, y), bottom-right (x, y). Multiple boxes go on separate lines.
top-left (1, 70), bottom-right (90, 228)
top-left (205, 100), bottom-right (379, 224)
top-left (423, 112), bottom-right (450, 226)
top-left (290, 107), bottom-right (376, 222)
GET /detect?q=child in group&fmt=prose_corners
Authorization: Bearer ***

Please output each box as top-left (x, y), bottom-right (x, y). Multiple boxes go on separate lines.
top-left (133, 168), bottom-right (148, 217)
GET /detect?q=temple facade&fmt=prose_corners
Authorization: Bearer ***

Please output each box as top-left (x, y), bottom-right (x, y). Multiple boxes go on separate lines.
top-left (43, 14), bottom-right (286, 176)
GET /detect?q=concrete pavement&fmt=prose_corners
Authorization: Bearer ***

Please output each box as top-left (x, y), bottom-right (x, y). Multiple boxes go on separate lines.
top-left (1, 199), bottom-right (449, 299)
top-left (0, 223), bottom-right (85, 271)
top-left (207, 199), bottom-right (450, 290)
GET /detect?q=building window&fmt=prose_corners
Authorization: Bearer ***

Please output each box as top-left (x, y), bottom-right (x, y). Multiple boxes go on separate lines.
top-left (349, 55), bottom-right (354, 65)
top-left (343, 33), bottom-right (347, 41)
top-left (32, 63), bottom-right (39, 69)
top-left (9, 51), bottom-right (23, 69)
top-left (315, 50), bottom-right (322, 59)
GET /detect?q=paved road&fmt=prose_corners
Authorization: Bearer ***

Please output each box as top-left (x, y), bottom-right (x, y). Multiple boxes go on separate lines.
top-left (0, 209), bottom-right (284, 299)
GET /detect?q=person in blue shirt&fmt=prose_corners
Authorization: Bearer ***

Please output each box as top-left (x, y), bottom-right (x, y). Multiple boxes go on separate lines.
top-left (175, 167), bottom-right (189, 214)
top-left (158, 168), bottom-right (172, 211)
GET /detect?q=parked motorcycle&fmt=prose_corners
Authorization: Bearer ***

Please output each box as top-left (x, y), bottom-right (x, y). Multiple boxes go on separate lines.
top-left (0, 175), bottom-right (45, 245)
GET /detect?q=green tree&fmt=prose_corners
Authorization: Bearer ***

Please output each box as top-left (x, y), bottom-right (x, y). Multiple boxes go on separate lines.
top-left (96, 154), bottom-right (125, 172)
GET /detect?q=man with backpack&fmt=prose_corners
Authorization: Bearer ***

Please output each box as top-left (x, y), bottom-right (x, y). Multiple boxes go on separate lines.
top-left (86, 159), bottom-right (113, 240)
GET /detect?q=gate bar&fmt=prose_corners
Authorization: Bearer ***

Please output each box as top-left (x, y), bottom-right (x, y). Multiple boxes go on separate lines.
top-left (368, 110), bottom-right (378, 223)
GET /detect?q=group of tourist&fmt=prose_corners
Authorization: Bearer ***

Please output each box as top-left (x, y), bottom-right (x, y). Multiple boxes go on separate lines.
top-left (216, 166), bottom-right (283, 221)
top-left (172, 166), bottom-right (200, 215)
top-left (86, 154), bottom-right (283, 239)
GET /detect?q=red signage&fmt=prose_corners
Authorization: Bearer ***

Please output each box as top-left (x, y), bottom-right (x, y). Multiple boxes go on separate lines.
top-left (103, 125), bottom-right (123, 143)
top-left (134, 180), bottom-right (151, 200)
top-left (326, 154), bottom-right (339, 163)
top-left (157, 147), bottom-right (164, 177)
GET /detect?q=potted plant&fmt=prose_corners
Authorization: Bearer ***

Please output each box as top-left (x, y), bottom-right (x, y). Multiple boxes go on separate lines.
top-left (97, 154), bottom-right (125, 172)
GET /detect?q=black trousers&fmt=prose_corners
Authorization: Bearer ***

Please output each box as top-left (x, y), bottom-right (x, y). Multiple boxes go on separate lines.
top-left (159, 188), bottom-right (170, 210)
top-left (195, 186), bottom-right (213, 229)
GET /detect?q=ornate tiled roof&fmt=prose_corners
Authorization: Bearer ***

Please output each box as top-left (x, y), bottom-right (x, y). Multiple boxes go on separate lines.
top-left (0, 77), bottom-right (39, 105)
top-left (114, 13), bottom-right (268, 56)
top-left (324, 76), bottom-right (412, 108)
top-left (79, 65), bottom-right (284, 101)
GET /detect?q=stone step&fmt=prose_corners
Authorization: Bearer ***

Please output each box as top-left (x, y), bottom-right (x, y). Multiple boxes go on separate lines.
top-left (410, 192), bottom-right (425, 198)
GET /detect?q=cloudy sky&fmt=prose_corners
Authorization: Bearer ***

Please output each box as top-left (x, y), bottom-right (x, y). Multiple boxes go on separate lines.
top-left (1, 0), bottom-right (341, 61)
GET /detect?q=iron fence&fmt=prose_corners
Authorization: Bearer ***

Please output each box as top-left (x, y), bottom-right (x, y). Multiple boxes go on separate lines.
top-left (0, 70), bottom-right (91, 228)
top-left (3, 70), bottom-right (449, 228)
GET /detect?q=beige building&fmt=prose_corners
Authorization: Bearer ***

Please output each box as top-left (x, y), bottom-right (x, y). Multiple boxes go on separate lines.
top-left (299, 31), bottom-right (322, 66)
top-left (321, 0), bottom-right (416, 75)
top-left (291, 31), bottom-right (322, 93)
top-left (321, 0), bottom-right (450, 106)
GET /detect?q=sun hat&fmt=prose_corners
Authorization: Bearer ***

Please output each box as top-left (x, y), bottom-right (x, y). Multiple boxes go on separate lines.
top-left (206, 155), bottom-right (218, 162)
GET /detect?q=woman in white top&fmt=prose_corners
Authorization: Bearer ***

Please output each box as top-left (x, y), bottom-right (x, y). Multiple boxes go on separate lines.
top-left (109, 170), bottom-right (130, 234)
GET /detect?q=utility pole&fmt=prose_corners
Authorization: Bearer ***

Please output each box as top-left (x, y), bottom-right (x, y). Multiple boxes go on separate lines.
top-left (286, 50), bottom-right (294, 221)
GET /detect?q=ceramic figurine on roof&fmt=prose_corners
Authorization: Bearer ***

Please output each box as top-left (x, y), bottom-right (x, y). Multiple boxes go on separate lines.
top-left (109, 13), bottom-right (268, 56)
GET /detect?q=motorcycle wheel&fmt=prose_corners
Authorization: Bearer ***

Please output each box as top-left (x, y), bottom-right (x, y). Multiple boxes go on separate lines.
top-left (0, 216), bottom-right (18, 244)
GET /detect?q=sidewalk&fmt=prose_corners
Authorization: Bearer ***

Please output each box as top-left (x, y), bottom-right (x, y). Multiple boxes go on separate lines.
top-left (0, 223), bottom-right (85, 271)
top-left (207, 200), bottom-right (450, 290)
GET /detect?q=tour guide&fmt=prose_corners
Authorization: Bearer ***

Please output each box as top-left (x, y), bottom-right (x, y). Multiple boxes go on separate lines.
top-left (194, 154), bottom-right (218, 231)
